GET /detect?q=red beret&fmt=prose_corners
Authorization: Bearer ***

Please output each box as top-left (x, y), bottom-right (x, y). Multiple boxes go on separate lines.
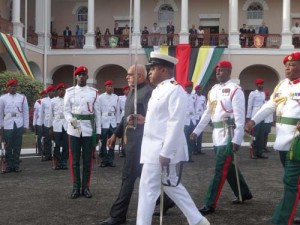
top-left (122, 85), bottom-right (130, 92)
top-left (56, 83), bottom-right (65, 90)
top-left (184, 81), bottom-right (193, 87)
top-left (104, 80), bottom-right (113, 86)
top-left (46, 85), bottom-right (55, 93)
top-left (74, 66), bottom-right (88, 76)
top-left (283, 52), bottom-right (300, 64)
top-left (39, 90), bottom-right (47, 95)
top-left (214, 60), bottom-right (232, 70)
top-left (6, 79), bottom-right (18, 87)
top-left (195, 84), bottom-right (202, 90)
top-left (264, 90), bottom-right (270, 96)
top-left (255, 78), bottom-right (264, 85)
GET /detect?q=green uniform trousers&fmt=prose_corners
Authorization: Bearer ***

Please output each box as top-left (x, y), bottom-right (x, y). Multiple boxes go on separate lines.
top-left (272, 159), bottom-right (300, 225)
top-left (184, 122), bottom-right (196, 160)
top-left (4, 123), bottom-right (23, 169)
top-left (100, 125), bottom-right (115, 164)
top-left (69, 135), bottom-right (93, 191)
top-left (205, 145), bottom-right (251, 208)
top-left (53, 128), bottom-right (68, 167)
top-left (253, 121), bottom-right (265, 157)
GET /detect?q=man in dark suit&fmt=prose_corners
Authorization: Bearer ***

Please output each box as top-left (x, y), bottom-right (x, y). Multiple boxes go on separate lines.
top-left (166, 21), bottom-right (175, 46)
top-left (239, 24), bottom-right (247, 47)
top-left (258, 22), bottom-right (269, 47)
top-left (113, 22), bottom-right (122, 46)
top-left (63, 26), bottom-right (72, 48)
top-left (189, 24), bottom-right (198, 47)
top-left (247, 25), bottom-right (256, 47)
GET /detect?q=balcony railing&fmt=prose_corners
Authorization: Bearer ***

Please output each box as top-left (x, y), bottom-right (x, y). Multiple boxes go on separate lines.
top-left (0, 16), bottom-right (13, 35)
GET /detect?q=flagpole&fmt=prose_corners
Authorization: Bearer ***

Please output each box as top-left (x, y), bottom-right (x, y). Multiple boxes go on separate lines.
top-left (129, 0), bottom-right (133, 67)
top-left (43, 0), bottom-right (48, 88)
top-left (228, 0), bottom-right (231, 61)
top-left (24, 0), bottom-right (28, 56)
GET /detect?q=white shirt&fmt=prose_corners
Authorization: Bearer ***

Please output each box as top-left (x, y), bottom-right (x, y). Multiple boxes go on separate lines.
top-left (193, 80), bottom-right (245, 146)
top-left (140, 78), bottom-right (189, 164)
top-left (252, 78), bottom-right (300, 151)
top-left (185, 93), bottom-right (196, 126)
top-left (246, 89), bottom-right (265, 118)
top-left (118, 95), bottom-right (127, 123)
top-left (291, 26), bottom-right (300, 34)
top-left (48, 96), bottom-right (68, 132)
top-left (33, 99), bottom-right (42, 126)
top-left (194, 94), bottom-right (206, 121)
top-left (41, 97), bottom-right (54, 128)
top-left (97, 92), bottom-right (120, 129)
top-left (64, 85), bottom-right (101, 137)
top-left (0, 93), bottom-right (29, 129)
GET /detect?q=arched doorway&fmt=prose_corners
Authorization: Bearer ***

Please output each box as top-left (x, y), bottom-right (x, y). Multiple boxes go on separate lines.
top-left (96, 65), bottom-right (127, 95)
top-left (52, 65), bottom-right (75, 88)
top-left (28, 61), bottom-right (42, 82)
top-left (240, 64), bottom-right (279, 103)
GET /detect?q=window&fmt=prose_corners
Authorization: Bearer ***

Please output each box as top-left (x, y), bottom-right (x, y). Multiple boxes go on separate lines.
top-left (158, 5), bottom-right (174, 22)
top-left (247, 3), bottom-right (263, 20)
top-left (77, 6), bottom-right (88, 33)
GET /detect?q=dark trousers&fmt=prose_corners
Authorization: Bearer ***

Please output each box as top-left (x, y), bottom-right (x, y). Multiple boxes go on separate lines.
top-left (253, 121), bottom-right (264, 157)
top-left (43, 126), bottom-right (52, 160)
top-left (4, 123), bottom-right (23, 169)
top-left (101, 125), bottom-right (115, 164)
top-left (69, 135), bottom-right (93, 191)
top-left (54, 128), bottom-right (69, 166)
top-left (193, 120), bottom-right (203, 153)
top-left (184, 122), bottom-right (196, 160)
top-left (36, 125), bottom-right (43, 154)
top-left (205, 145), bottom-right (251, 208)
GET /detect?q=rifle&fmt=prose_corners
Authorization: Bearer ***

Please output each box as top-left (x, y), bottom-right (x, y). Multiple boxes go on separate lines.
top-left (0, 141), bottom-right (6, 174)
top-left (41, 136), bottom-right (45, 161)
top-left (51, 140), bottom-right (56, 169)
top-left (35, 135), bottom-right (38, 155)
top-left (249, 129), bottom-right (255, 159)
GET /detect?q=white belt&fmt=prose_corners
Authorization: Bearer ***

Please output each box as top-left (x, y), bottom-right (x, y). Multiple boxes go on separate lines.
top-left (4, 112), bottom-right (21, 119)
top-left (102, 112), bottom-right (115, 116)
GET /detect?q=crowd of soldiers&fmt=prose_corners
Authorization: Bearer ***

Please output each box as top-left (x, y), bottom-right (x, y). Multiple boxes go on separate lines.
top-left (0, 50), bottom-right (300, 225)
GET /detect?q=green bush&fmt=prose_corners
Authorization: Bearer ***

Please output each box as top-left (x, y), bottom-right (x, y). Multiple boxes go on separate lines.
top-left (0, 71), bottom-right (43, 107)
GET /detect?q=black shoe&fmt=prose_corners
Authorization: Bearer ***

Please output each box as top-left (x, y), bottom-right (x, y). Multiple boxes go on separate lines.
top-left (14, 167), bottom-right (22, 173)
top-left (153, 200), bottom-right (176, 216)
top-left (100, 217), bottom-right (126, 225)
top-left (71, 189), bottom-right (80, 199)
top-left (199, 205), bottom-right (215, 215)
top-left (257, 155), bottom-right (268, 159)
top-left (232, 193), bottom-right (253, 204)
top-left (99, 162), bottom-right (107, 167)
top-left (82, 188), bottom-right (92, 198)
top-left (198, 152), bottom-right (205, 155)
top-left (294, 217), bottom-right (300, 224)
top-left (193, 151), bottom-right (199, 155)
top-left (188, 159), bottom-right (194, 163)
top-left (4, 167), bottom-right (13, 173)
top-left (107, 162), bottom-right (116, 167)
top-left (54, 165), bottom-right (60, 170)
top-left (251, 155), bottom-right (258, 159)
top-left (60, 165), bottom-right (68, 170)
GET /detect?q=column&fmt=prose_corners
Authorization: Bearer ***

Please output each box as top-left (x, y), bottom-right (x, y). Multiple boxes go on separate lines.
top-left (179, 0), bottom-right (189, 44)
top-left (280, 0), bottom-right (294, 49)
top-left (228, 0), bottom-right (240, 49)
top-left (35, 0), bottom-right (51, 49)
top-left (131, 0), bottom-right (141, 49)
top-left (84, 0), bottom-right (96, 49)
top-left (12, 0), bottom-right (24, 41)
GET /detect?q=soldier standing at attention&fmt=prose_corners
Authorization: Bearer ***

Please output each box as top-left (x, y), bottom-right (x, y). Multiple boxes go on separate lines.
top-left (64, 66), bottom-right (101, 199)
top-left (48, 83), bottom-right (68, 170)
top-left (246, 78), bottom-right (268, 159)
top-left (0, 79), bottom-right (29, 173)
top-left (41, 85), bottom-right (56, 161)
top-left (33, 90), bottom-right (47, 155)
top-left (98, 80), bottom-right (120, 167)
top-left (191, 60), bottom-right (252, 215)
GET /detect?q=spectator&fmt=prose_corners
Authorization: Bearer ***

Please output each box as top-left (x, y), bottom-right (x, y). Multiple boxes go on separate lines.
top-left (95, 26), bottom-right (101, 48)
top-left (75, 24), bottom-right (83, 48)
top-left (258, 21), bottom-right (269, 47)
top-left (122, 24), bottom-right (130, 47)
top-left (63, 26), bottom-right (72, 48)
top-left (189, 24), bottom-right (197, 47)
top-left (141, 26), bottom-right (149, 47)
top-left (239, 24), bottom-right (247, 47)
top-left (104, 28), bottom-right (111, 47)
top-left (113, 22), bottom-right (122, 46)
top-left (150, 22), bottom-right (161, 46)
top-left (51, 29), bottom-right (58, 48)
top-left (219, 28), bottom-right (227, 46)
top-left (291, 22), bottom-right (300, 48)
top-left (247, 25), bottom-right (256, 47)
top-left (197, 26), bottom-right (204, 47)
top-left (166, 21), bottom-right (175, 46)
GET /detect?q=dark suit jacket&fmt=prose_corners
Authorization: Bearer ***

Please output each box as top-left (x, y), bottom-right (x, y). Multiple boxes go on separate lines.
top-left (63, 30), bottom-right (72, 36)
top-left (258, 26), bottom-right (269, 34)
top-left (167, 25), bottom-right (175, 34)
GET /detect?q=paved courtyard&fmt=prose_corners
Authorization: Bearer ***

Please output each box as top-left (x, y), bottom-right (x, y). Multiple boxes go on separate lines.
top-left (0, 145), bottom-right (294, 225)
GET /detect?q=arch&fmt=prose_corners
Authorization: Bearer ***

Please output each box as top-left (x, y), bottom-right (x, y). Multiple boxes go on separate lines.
top-left (72, 2), bottom-right (88, 15)
top-left (0, 56), bottom-right (6, 72)
top-left (154, 0), bottom-right (178, 12)
top-left (95, 64), bottom-right (127, 95)
top-left (51, 65), bottom-right (75, 88)
top-left (242, 0), bottom-right (269, 11)
top-left (28, 61), bottom-right (42, 82)
top-left (239, 64), bottom-right (279, 101)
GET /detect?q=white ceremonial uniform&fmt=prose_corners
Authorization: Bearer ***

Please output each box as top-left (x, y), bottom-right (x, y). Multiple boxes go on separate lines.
top-left (64, 85), bottom-right (101, 137)
top-left (137, 78), bottom-right (204, 225)
top-left (118, 94), bottom-right (127, 123)
top-left (48, 97), bottom-right (68, 132)
top-left (33, 99), bottom-right (42, 126)
top-left (252, 78), bottom-right (300, 151)
top-left (246, 90), bottom-right (265, 118)
top-left (185, 93), bottom-right (197, 126)
top-left (98, 92), bottom-right (120, 128)
top-left (0, 93), bottom-right (29, 129)
top-left (194, 94), bottom-right (206, 121)
top-left (193, 80), bottom-right (245, 146)
top-left (41, 97), bottom-right (54, 128)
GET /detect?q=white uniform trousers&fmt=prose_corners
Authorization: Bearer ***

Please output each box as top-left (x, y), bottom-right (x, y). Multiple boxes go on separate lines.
top-left (136, 163), bottom-right (203, 225)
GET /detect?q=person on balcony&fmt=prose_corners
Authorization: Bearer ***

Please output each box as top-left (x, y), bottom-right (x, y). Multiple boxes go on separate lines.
top-left (150, 22), bottom-right (161, 46)
top-left (75, 25), bottom-right (83, 48)
top-left (95, 26), bottom-right (101, 48)
top-left (166, 21), bottom-right (175, 46)
top-left (197, 26), bottom-right (204, 47)
top-left (247, 25), bottom-right (256, 47)
top-left (258, 22), bottom-right (269, 47)
top-left (104, 28), bottom-right (111, 47)
top-left (113, 22), bottom-right (122, 46)
top-left (63, 26), bottom-right (72, 48)
top-left (141, 26), bottom-right (149, 47)
top-left (51, 29), bottom-right (58, 48)
top-left (291, 22), bottom-right (300, 48)
top-left (122, 24), bottom-right (130, 47)
top-left (239, 24), bottom-right (247, 47)
top-left (189, 24), bottom-right (197, 47)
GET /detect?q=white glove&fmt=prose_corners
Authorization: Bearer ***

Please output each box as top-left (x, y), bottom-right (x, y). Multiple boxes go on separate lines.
top-left (70, 118), bottom-right (78, 128)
